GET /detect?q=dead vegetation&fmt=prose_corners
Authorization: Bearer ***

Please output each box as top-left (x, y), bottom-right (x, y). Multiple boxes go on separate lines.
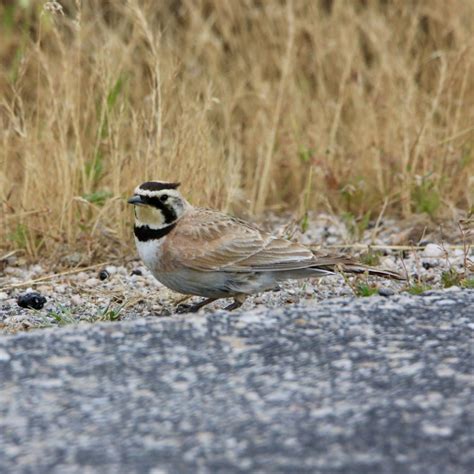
top-left (1, 0), bottom-right (473, 260)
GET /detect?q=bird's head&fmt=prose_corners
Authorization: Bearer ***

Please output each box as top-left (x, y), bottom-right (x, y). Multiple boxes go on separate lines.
top-left (128, 181), bottom-right (189, 229)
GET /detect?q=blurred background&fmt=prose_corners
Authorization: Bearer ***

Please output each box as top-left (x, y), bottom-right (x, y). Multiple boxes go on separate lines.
top-left (1, 0), bottom-right (473, 260)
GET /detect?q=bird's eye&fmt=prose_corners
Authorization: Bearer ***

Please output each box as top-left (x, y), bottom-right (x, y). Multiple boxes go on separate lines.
top-left (159, 194), bottom-right (169, 202)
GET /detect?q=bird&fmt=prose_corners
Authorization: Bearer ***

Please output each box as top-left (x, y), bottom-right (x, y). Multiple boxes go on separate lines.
top-left (128, 181), bottom-right (404, 313)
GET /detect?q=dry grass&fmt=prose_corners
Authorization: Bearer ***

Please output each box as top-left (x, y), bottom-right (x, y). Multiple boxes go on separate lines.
top-left (1, 0), bottom-right (473, 261)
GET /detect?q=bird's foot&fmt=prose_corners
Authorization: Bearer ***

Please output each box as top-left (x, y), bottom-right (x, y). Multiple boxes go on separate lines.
top-left (223, 295), bottom-right (246, 312)
top-left (175, 298), bottom-right (216, 314)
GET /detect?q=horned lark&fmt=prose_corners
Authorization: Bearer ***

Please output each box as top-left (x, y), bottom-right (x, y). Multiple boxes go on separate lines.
top-left (128, 181), bottom-right (403, 312)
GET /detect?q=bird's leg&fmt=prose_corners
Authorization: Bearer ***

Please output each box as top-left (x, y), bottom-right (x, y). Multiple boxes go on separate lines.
top-left (223, 295), bottom-right (246, 312)
top-left (176, 297), bottom-right (217, 314)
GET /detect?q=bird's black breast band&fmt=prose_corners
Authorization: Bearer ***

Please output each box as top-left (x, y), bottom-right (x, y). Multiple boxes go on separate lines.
top-left (134, 223), bottom-right (177, 241)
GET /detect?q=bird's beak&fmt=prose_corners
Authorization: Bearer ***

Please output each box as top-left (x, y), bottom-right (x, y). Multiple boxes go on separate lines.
top-left (127, 195), bottom-right (145, 206)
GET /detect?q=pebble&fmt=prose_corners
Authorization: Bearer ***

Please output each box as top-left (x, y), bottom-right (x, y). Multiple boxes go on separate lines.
top-left (85, 278), bottom-right (100, 287)
top-left (31, 264), bottom-right (45, 275)
top-left (0, 349), bottom-right (11, 362)
top-left (62, 252), bottom-right (83, 266)
top-left (71, 295), bottom-right (83, 305)
top-left (0, 292), bottom-right (8, 300)
top-left (381, 256), bottom-right (397, 268)
top-left (423, 244), bottom-right (445, 258)
top-left (436, 299), bottom-right (457, 305)
top-left (443, 286), bottom-right (461, 292)
top-left (378, 287), bottom-right (395, 297)
top-left (4, 267), bottom-right (25, 277)
top-left (394, 362), bottom-right (424, 376)
top-left (131, 269), bottom-right (143, 276)
top-left (436, 367), bottom-right (455, 378)
top-left (17, 292), bottom-right (47, 310)
top-left (98, 269), bottom-right (110, 281)
top-left (421, 423), bottom-right (453, 437)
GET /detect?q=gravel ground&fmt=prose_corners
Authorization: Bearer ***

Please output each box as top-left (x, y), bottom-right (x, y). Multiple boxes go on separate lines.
top-left (0, 215), bottom-right (473, 473)
top-left (0, 214), bottom-right (472, 334)
top-left (0, 290), bottom-right (473, 473)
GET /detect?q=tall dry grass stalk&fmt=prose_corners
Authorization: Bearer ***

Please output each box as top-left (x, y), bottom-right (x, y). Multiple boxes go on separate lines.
top-left (0, 0), bottom-right (473, 260)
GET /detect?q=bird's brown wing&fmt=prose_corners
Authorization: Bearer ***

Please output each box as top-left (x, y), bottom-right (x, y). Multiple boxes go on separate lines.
top-left (167, 209), bottom-right (405, 280)
top-left (167, 209), bottom-right (316, 272)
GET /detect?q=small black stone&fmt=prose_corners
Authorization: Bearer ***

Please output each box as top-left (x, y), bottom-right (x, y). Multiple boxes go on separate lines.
top-left (98, 269), bottom-right (110, 281)
top-left (422, 261), bottom-right (437, 270)
top-left (131, 269), bottom-right (142, 276)
top-left (17, 292), bottom-right (47, 310)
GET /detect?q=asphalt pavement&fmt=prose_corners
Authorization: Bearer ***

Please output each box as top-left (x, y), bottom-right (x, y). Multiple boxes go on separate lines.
top-left (0, 290), bottom-right (473, 474)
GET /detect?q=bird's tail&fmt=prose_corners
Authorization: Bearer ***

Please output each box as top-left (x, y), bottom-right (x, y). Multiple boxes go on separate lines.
top-left (311, 252), bottom-right (406, 281)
